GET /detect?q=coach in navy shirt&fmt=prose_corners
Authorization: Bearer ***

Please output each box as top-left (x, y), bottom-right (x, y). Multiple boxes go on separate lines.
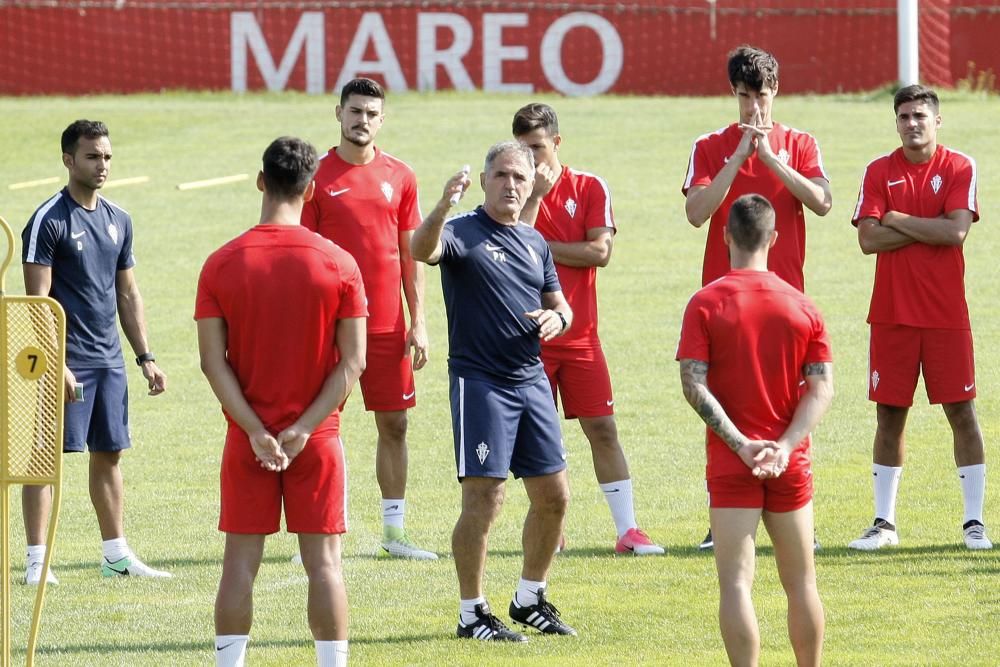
top-left (412, 141), bottom-right (576, 642)
top-left (20, 120), bottom-right (171, 584)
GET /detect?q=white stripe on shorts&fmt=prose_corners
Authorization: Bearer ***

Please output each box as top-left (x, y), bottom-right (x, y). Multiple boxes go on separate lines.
top-left (458, 377), bottom-right (466, 477)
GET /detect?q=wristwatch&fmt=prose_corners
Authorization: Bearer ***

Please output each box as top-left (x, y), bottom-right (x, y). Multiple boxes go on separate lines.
top-left (136, 352), bottom-right (156, 366)
top-left (554, 310), bottom-right (568, 333)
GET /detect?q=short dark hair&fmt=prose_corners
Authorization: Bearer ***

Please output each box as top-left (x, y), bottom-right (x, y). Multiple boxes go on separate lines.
top-left (727, 45), bottom-right (779, 92)
top-left (261, 136), bottom-right (318, 200)
top-left (893, 84), bottom-right (939, 113)
top-left (339, 77), bottom-right (385, 107)
top-left (484, 140), bottom-right (535, 176)
top-left (727, 194), bottom-right (776, 251)
top-left (512, 102), bottom-right (559, 137)
top-left (61, 119), bottom-right (109, 155)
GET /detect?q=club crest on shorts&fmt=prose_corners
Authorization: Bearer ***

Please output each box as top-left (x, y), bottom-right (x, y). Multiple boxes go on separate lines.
top-left (930, 174), bottom-right (942, 194)
top-left (107, 223), bottom-right (119, 245)
top-left (564, 198), bottom-right (577, 218)
top-left (381, 181), bottom-right (394, 202)
top-left (476, 441), bottom-right (490, 465)
top-left (871, 370), bottom-right (880, 391)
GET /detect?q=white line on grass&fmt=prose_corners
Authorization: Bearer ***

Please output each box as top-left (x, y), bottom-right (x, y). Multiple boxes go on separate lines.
top-left (176, 173), bottom-right (249, 191)
top-left (102, 176), bottom-right (150, 188)
top-left (8, 176), bottom-right (60, 190)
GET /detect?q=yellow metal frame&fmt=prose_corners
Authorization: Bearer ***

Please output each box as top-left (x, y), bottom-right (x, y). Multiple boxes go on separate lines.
top-left (1, 215), bottom-right (65, 667)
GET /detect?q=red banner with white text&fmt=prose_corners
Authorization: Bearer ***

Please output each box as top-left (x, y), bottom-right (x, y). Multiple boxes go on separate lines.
top-left (1, 1), bottom-right (998, 96)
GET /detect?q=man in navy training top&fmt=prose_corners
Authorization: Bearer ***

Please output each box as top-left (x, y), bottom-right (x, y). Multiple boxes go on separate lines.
top-left (20, 119), bottom-right (170, 584)
top-left (411, 141), bottom-right (577, 642)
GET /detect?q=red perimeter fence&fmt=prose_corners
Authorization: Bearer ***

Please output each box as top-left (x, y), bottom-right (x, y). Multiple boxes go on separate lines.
top-left (1, 1), bottom-right (998, 96)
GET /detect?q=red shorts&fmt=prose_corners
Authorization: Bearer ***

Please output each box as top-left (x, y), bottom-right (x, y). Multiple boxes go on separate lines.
top-left (358, 330), bottom-right (416, 412)
top-left (707, 449), bottom-right (813, 512)
top-left (868, 323), bottom-right (976, 406)
top-left (541, 342), bottom-right (615, 419)
top-left (219, 427), bottom-right (347, 534)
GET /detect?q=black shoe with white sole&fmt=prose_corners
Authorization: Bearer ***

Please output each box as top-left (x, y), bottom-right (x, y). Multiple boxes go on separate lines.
top-left (509, 590), bottom-right (577, 636)
top-left (457, 602), bottom-right (528, 642)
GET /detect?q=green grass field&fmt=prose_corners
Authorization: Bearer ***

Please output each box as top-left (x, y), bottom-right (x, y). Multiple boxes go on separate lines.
top-left (1, 90), bottom-right (998, 665)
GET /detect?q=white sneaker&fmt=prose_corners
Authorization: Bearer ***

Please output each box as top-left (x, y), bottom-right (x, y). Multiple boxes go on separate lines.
top-left (848, 519), bottom-right (899, 551)
top-left (381, 529), bottom-right (438, 560)
top-left (102, 553), bottom-right (173, 578)
top-left (24, 561), bottom-right (58, 586)
top-left (964, 522), bottom-right (993, 550)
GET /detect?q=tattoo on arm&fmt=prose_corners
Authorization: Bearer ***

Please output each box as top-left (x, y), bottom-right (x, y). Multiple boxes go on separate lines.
top-left (680, 359), bottom-right (746, 453)
top-left (803, 362), bottom-right (828, 376)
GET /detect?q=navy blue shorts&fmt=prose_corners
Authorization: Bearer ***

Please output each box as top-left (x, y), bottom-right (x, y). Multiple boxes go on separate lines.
top-left (449, 373), bottom-right (566, 479)
top-left (64, 366), bottom-right (132, 453)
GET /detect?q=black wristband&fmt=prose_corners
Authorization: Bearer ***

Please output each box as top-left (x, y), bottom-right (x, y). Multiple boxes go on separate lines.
top-left (554, 310), bottom-right (568, 333)
top-left (136, 352), bottom-right (156, 366)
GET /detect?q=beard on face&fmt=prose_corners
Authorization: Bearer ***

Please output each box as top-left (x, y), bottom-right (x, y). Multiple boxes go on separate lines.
top-left (342, 126), bottom-right (372, 148)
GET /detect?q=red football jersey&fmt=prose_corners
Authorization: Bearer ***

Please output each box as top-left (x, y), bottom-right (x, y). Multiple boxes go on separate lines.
top-left (682, 123), bottom-right (828, 291)
top-left (195, 225), bottom-right (368, 434)
top-left (301, 147), bottom-right (420, 334)
top-left (852, 145), bottom-right (979, 329)
top-left (677, 270), bottom-right (832, 477)
top-left (534, 166), bottom-right (616, 346)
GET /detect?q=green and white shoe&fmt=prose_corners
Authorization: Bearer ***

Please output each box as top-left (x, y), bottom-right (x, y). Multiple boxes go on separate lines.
top-left (101, 554), bottom-right (173, 578)
top-left (381, 527), bottom-right (438, 560)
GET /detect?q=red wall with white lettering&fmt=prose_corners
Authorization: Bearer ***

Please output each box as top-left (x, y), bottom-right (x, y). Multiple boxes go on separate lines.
top-left (1, 1), bottom-right (997, 96)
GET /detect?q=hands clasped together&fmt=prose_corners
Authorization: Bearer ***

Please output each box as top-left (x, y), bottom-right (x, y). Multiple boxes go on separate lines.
top-left (738, 440), bottom-right (790, 480)
top-left (735, 107), bottom-right (776, 164)
top-left (249, 425), bottom-right (310, 472)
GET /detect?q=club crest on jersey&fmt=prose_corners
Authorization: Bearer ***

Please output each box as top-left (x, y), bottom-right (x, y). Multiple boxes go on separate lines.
top-left (871, 370), bottom-right (880, 391)
top-left (107, 223), bottom-right (119, 245)
top-left (931, 174), bottom-right (942, 194)
top-left (380, 181), bottom-right (394, 202)
top-left (564, 198), bottom-right (577, 218)
top-left (476, 441), bottom-right (490, 465)
top-left (777, 149), bottom-right (790, 165)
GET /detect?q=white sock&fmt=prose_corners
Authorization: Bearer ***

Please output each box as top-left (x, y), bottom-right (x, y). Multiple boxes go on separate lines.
top-left (26, 544), bottom-right (47, 564)
top-left (459, 597), bottom-right (487, 625)
top-left (601, 479), bottom-right (637, 537)
top-left (102, 537), bottom-right (130, 562)
top-left (215, 634), bottom-right (249, 667)
top-left (316, 640), bottom-right (349, 667)
top-left (513, 578), bottom-right (545, 607)
top-left (872, 464), bottom-right (902, 525)
top-left (958, 464), bottom-right (986, 525)
top-left (382, 498), bottom-right (405, 531)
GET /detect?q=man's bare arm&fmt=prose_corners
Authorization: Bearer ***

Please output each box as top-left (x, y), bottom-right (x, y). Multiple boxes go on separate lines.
top-left (116, 267), bottom-right (166, 394)
top-left (775, 362), bottom-right (834, 453)
top-left (857, 217), bottom-right (916, 254)
top-left (276, 317), bottom-right (367, 462)
top-left (881, 209), bottom-right (973, 247)
top-left (197, 317), bottom-right (286, 471)
top-left (411, 169), bottom-right (469, 264)
top-left (684, 130), bottom-right (756, 227)
top-left (679, 359), bottom-right (750, 453)
top-left (547, 228), bottom-right (614, 268)
top-left (399, 230), bottom-right (428, 369)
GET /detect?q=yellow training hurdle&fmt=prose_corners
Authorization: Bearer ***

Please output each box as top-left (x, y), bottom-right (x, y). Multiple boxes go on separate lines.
top-left (0, 215), bottom-right (65, 667)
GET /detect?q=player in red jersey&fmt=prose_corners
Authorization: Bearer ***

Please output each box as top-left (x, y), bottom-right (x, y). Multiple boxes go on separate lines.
top-left (514, 103), bottom-right (663, 555)
top-left (849, 84), bottom-right (991, 551)
top-left (301, 78), bottom-right (436, 559)
top-left (197, 137), bottom-right (367, 667)
top-left (683, 45), bottom-right (832, 549)
top-left (678, 194), bottom-right (833, 667)
top-left (683, 45), bottom-right (831, 291)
